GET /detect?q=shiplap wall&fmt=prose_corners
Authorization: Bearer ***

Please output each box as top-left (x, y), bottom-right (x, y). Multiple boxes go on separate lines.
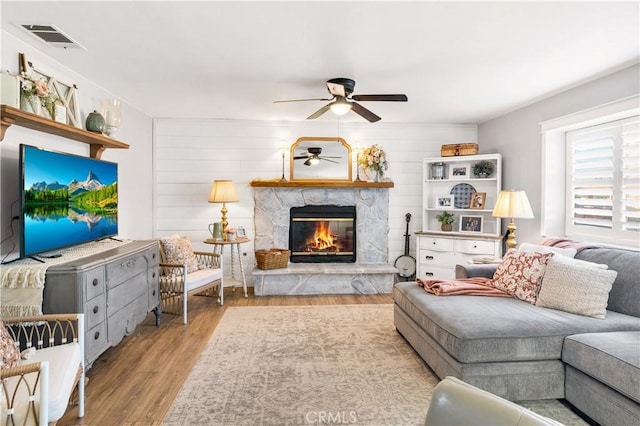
top-left (154, 119), bottom-right (477, 284)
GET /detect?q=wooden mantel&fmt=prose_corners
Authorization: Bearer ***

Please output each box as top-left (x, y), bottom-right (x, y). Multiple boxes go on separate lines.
top-left (0, 105), bottom-right (129, 159)
top-left (249, 179), bottom-right (394, 188)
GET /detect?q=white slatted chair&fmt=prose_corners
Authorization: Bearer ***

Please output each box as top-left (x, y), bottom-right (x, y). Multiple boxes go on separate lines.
top-left (1, 314), bottom-right (85, 426)
top-left (158, 236), bottom-right (223, 324)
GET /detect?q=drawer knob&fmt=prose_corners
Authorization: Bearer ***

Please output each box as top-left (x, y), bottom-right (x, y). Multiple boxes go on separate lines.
top-left (432, 241), bottom-right (436, 245)
top-left (425, 272), bottom-right (434, 277)
top-left (152, 272), bottom-right (156, 278)
top-left (153, 253), bottom-right (156, 259)
top-left (425, 255), bottom-right (434, 260)
top-left (93, 306), bottom-right (99, 314)
top-left (94, 331), bottom-right (100, 340)
top-left (92, 278), bottom-right (99, 287)
top-left (152, 290), bottom-right (156, 296)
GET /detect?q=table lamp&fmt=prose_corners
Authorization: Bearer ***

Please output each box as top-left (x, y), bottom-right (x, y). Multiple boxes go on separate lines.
top-left (492, 190), bottom-right (534, 249)
top-left (208, 180), bottom-right (239, 238)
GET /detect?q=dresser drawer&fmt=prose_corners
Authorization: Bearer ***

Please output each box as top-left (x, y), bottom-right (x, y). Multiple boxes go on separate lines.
top-left (417, 265), bottom-right (455, 280)
top-left (419, 249), bottom-right (456, 266)
top-left (85, 267), bottom-right (105, 301)
top-left (86, 322), bottom-right (108, 363)
top-left (107, 272), bottom-right (148, 316)
top-left (107, 253), bottom-right (149, 289)
top-left (85, 293), bottom-right (106, 330)
top-left (456, 239), bottom-right (496, 255)
top-left (420, 237), bottom-right (454, 252)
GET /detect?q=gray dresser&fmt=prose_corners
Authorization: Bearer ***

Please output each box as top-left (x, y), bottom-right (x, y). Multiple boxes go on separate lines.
top-left (42, 240), bottom-right (161, 367)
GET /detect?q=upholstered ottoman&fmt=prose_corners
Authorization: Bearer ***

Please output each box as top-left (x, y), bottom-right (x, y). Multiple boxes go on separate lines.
top-left (562, 331), bottom-right (640, 426)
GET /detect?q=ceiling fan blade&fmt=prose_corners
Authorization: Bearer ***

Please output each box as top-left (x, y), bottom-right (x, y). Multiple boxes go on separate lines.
top-left (274, 98), bottom-right (332, 103)
top-left (293, 156), bottom-right (309, 160)
top-left (307, 104), bottom-right (331, 120)
top-left (319, 156), bottom-right (341, 159)
top-left (326, 82), bottom-right (346, 97)
top-left (351, 94), bottom-right (408, 102)
top-left (321, 158), bottom-right (340, 164)
top-left (351, 102), bottom-right (381, 123)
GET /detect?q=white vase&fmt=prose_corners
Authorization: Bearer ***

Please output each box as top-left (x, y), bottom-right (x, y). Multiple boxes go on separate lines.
top-left (20, 93), bottom-right (41, 116)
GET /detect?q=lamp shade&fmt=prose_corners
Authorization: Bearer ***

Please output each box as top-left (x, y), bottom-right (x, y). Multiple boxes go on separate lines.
top-left (492, 190), bottom-right (534, 219)
top-left (208, 180), bottom-right (239, 203)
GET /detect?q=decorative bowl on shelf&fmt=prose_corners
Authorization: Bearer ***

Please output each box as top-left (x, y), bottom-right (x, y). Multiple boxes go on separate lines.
top-left (472, 160), bottom-right (494, 178)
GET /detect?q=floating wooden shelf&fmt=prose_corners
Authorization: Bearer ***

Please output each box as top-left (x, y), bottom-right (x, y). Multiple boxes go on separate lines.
top-left (0, 105), bottom-right (129, 159)
top-left (250, 179), bottom-right (394, 188)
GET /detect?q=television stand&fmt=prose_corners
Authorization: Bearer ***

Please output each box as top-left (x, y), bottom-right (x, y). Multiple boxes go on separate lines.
top-left (42, 240), bottom-right (160, 368)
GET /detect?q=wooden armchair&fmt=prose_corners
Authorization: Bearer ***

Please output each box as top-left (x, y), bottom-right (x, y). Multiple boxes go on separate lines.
top-left (1, 314), bottom-right (85, 426)
top-left (158, 236), bottom-right (223, 324)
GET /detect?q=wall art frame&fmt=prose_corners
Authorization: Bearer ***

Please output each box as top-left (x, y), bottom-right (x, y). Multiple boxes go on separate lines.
top-left (435, 194), bottom-right (455, 209)
top-left (19, 52), bottom-right (81, 128)
top-left (469, 192), bottom-right (486, 209)
top-left (449, 163), bottom-right (471, 179)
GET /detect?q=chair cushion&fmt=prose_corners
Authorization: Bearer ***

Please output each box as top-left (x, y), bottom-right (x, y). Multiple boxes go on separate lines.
top-left (186, 268), bottom-right (223, 292)
top-left (2, 342), bottom-right (81, 423)
top-left (159, 235), bottom-right (199, 273)
top-left (0, 320), bottom-right (20, 369)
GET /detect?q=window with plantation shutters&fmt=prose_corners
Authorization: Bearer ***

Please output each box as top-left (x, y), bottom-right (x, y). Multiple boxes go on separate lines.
top-left (566, 116), bottom-right (639, 245)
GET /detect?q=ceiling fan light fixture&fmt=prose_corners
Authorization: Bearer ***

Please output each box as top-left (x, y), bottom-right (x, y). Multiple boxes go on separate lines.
top-left (330, 98), bottom-right (352, 116)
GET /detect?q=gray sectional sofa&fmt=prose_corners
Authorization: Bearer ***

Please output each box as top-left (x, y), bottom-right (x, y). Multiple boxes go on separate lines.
top-left (393, 245), bottom-right (640, 425)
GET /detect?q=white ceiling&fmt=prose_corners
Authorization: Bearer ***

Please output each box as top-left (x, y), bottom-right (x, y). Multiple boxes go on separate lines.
top-left (2, 1), bottom-right (639, 124)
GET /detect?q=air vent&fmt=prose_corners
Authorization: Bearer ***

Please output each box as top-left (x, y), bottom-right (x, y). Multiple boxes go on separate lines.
top-left (20, 24), bottom-right (85, 49)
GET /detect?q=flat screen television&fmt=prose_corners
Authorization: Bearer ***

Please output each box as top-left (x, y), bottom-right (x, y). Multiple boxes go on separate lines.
top-left (19, 144), bottom-right (118, 258)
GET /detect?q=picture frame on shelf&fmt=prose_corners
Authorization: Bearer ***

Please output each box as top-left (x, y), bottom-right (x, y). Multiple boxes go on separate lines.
top-left (449, 163), bottom-right (470, 179)
top-left (237, 226), bottom-right (246, 238)
top-left (459, 215), bottom-right (483, 233)
top-left (435, 194), bottom-right (455, 209)
top-left (18, 53), bottom-right (81, 128)
top-left (469, 192), bottom-right (486, 209)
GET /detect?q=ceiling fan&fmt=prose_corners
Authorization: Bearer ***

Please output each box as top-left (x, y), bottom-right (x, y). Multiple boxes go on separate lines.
top-left (294, 147), bottom-right (341, 166)
top-left (274, 78), bottom-right (407, 123)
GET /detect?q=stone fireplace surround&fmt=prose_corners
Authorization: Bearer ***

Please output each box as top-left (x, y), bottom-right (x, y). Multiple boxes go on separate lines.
top-left (251, 181), bottom-right (397, 295)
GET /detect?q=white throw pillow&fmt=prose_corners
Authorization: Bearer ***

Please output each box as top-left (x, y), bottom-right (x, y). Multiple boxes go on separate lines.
top-left (536, 254), bottom-right (617, 319)
top-left (519, 243), bottom-right (577, 259)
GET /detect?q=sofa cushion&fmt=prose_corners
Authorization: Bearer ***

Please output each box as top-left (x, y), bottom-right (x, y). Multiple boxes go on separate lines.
top-left (0, 320), bottom-right (20, 369)
top-left (563, 331), bottom-right (640, 403)
top-left (185, 268), bottom-right (223, 292)
top-left (536, 255), bottom-right (617, 319)
top-left (393, 282), bottom-right (640, 364)
top-left (576, 247), bottom-right (640, 317)
top-left (491, 249), bottom-right (553, 304)
top-left (519, 243), bottom-right (577, 259)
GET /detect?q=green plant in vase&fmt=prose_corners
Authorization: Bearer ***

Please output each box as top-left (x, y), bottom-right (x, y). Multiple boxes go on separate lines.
top-left (436, 211), bottom-right (455, 231)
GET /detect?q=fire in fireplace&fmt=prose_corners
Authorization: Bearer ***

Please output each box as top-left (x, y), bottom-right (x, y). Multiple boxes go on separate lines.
top-left (289, 205), bottom-right (356, 263)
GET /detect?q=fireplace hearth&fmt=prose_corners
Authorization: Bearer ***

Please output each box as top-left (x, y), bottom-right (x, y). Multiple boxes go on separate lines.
top-left (289, 205), bottom-right (356, 263)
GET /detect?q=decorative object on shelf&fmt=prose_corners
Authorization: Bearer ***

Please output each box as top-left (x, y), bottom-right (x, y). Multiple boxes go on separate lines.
top-left (459, 215), bottom-right (483, 233)
top-left (290, 137), bottom-right (352, 181)
top-left (208, 222), bottom-right (223, 241)
top-left (354, 142), bottom-right (363, 182)
top-left (226, 227), bottom-right (237, 242)
top-left (470, 192), bottom-right (487, 209)
top-left (436, 211), bottom-right (455, 232)
top-left (358, 143), bottom-right (388, 182)
top-left (18, 53), bottom-right (81, 128)
top-left (18, 71), bottom-right (57, 119)
top-left (492, 190), bottom-right (534, 249)
top-left (441, 143), bottom-right (479, 157)
top-left (435, 194), bottom-right (455, 209)
top-left (208, 179), bottom-right (239, 238)
top-left (85, 110), bottom-right (106, 133)
top-left (431, 162), bottom-right (447, 179)
top-left (279, 140), bottom-right (288, 182)
top-left (54, 101), bottom-right (67, 124)
top-left (449, 163), bottom-right (470, 179)
top-left (100, 98), bottom-right (122, 137)
top-left (472, 160), bottom-right (495, 178)
top-left (237, 226), bottom-right (246, 238)
top-left (449, 183), bottom-right (476, 209)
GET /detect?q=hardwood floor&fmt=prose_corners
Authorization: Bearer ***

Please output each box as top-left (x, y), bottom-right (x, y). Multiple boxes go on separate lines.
top-left (59, 288), bottom-right (393, 425)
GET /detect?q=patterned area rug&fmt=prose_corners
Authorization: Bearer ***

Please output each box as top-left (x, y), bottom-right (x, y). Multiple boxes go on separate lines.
top-left (164, 304), bottom-right (586, 425)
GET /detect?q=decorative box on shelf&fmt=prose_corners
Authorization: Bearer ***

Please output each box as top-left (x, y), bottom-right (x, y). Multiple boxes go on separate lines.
top-left (440, 143), bottom-right (479, 157)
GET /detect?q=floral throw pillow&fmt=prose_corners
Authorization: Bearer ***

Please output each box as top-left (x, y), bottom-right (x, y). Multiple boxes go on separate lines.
top-left (159, 235), bottom-right (199, 273)
top-left (0, 320), bottom-right (20, 369)
top-left (491, 249), bottom-right (554, 304)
